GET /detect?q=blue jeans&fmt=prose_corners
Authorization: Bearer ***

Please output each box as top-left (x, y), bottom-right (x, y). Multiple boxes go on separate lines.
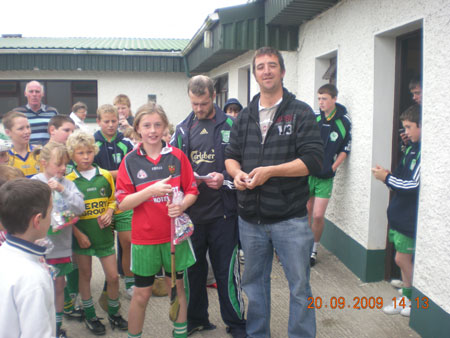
top-left (239, 216), bottom-right (316, 338)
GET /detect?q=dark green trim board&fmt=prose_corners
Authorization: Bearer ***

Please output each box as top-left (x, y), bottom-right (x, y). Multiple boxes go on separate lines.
top-left (321, 219), bottom-right (385, 282)
top-left (410, 288), bottom-right (450, 338)
top-left (0, 54), bottom-right (185, 72)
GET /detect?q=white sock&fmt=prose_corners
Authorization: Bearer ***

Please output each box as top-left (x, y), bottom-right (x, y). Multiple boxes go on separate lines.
top-left (313, 242), bottom-right (320, 253)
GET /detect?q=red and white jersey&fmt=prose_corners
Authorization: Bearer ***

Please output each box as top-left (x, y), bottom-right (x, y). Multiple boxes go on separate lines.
top-left (116, 143), bottom-right (198, 245)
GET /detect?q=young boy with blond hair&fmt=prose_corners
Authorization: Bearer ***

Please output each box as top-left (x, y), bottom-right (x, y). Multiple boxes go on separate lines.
top-left (32, 141), bottom-right (85, 336)
top-left (66, 131), bottom-right (128, 334)
top-left (47, 115), bottom-right (83, 320)
top-left (94, 104), bottom-right (135, 298)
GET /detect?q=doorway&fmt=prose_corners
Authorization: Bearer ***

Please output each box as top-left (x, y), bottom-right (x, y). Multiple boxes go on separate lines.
top-left (384, 29), bottom-right (422, 281)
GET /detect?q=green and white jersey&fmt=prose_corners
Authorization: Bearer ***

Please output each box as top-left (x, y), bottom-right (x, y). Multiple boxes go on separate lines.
top-left (66, 164), bottom-right (116, 250)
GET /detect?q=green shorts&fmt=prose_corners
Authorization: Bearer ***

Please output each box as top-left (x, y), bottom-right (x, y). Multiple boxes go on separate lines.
top-left (50, 262), bottom-right (73, 277)
top-left (74, 244), bottom-right (116, 258)
top-left (389, 229), bottom-right (415, 254)
top-left (131, 239), bottom-right (196, 277)
top-left (309, 176), bottom-right (334, 198)
top-left (112, 209), bottom-right (133, 232)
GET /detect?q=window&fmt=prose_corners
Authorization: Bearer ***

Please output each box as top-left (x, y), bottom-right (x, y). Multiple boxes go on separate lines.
top-left (0, 80), bottom-right (98, 118)
top-left (314, 51), bottom-right (338, 110)
top-left (323, 57), bottom-right (337, 85)
top-left (214, 75), bottom-right (228, 110)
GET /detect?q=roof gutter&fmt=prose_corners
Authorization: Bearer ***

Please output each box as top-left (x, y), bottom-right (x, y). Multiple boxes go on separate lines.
top-left (0, 48), bottom-right (183, 57)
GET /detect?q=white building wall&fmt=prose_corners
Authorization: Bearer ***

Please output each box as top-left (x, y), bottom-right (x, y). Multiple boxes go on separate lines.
top-left (296, 0), bottom-right (450, 312)
top-left (0, 71), bottom-right (191, 126)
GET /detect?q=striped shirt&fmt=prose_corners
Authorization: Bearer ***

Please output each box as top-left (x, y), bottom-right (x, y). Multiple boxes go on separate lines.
top-left (13, 104), bottom-right (58, 146)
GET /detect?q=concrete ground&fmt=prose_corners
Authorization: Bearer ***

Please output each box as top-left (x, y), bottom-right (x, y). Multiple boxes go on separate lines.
top-left (64, 245), bottom-right (420, 337)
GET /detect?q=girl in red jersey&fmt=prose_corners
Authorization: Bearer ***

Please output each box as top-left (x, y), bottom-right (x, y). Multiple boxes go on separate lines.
top-left (116, 103), bottom-right (198, 338)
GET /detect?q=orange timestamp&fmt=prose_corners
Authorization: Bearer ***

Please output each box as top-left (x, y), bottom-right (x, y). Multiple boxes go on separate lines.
top-left (307, 296), bottom-right (429, 310)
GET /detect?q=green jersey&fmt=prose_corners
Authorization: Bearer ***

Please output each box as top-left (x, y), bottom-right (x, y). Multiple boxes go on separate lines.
top-left (67, 164), bottom-right (116, 250)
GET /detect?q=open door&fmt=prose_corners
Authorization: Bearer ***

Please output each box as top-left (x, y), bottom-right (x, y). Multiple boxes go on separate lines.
top-left (384, 29), bottom-right (422, 281)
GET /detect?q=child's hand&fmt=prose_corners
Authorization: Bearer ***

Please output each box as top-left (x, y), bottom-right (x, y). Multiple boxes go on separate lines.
top-left (148, 176), bottom-right (172, 197)
top-left (167, 201), bottom-right (184, 218)
top-left (75, 232), bottom-right (91, 249)
top-left (371, 165), bottom-right (389, 182)
top-left (97, 209), bottom-right (113, 229)
top-left (48, 178), bottom-right (64, 193)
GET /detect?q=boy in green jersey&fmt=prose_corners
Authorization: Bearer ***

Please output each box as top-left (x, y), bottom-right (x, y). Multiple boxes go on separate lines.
top-left (66, 131), bottom-right (128, 335)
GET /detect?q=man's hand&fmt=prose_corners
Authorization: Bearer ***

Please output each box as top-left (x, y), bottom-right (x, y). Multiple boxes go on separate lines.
top-left (246, 166), bottom-right (272, 189)
top-left (233, 171), bottom-right (250, 191)
top-left (203, 172), bottom-right (224, 190)
top-left (371, 165), bottom-right (390, 182)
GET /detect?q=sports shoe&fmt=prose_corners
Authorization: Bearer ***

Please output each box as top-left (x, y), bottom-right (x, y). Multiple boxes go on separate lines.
top-left (383, 296), bottom-right (411, 315)
top-left (64, 306), bottom-right (83, 320)
top-left (56, 327), bottom-right (67, 338)
top-left (125, 286), bottom-right (135, 299)
top-left (108, 313), bottom-right (128, 330)
top-left (401, 305), bottom-right (411, 317)
top-left (226, 326), bottom-right (247, 338)
top-left (390, 279), bottom-right (404, 288)
top-left (84, 316), bottom-right (106, 335)
top-left (187, 322), bottom-right (217, 336)
top-left (310, 251), bottom-right (317, 267)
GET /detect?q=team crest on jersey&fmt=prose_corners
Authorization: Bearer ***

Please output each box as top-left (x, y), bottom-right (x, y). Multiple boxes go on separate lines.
top-left (137, 169), bottom-right (148, 179)
top-left (99, 187), bottom-right (106, 197)
top-left (330, 131), bottom-right (338, 142)
top-left (168, 165), bottom-right (176, 175)
top-left (112, 153), bottom-right (122, 164)
top-left (221, 130), bottom-right (230, 143)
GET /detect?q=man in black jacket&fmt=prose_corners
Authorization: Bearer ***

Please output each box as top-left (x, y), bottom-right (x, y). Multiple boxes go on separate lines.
top-left (225, 47), bottom-right (323, 338)
top-left (171, 75), bottom-right (246, 338)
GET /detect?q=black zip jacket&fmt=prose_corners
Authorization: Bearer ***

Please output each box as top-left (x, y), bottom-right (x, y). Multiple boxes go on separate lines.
top-left (93, 131), bottom-right (133, 171)
top-left (315, 103), bottom-right (351, 178)
top-left (386, 142), bottom-right (421, 238)
top-left (225, 88), bottom-right (324, 224)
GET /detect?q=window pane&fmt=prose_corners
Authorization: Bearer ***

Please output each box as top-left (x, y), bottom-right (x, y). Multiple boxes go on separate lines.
top-left (0, 81), bottom-right (18, 94)
top-left (0, 97), bottom-right (19, 117)
top-left (72, 81), bottom-right (97, 94)
top-left (46, 81), bottom-right (71, 115)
